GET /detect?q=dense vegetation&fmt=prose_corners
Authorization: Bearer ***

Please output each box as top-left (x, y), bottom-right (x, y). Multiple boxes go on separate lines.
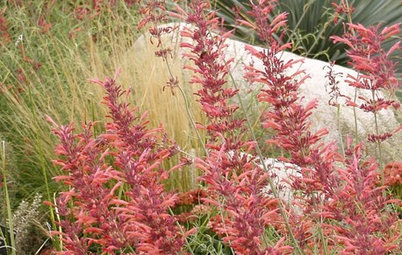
top-left (0, 0), bottom-right (400, 254)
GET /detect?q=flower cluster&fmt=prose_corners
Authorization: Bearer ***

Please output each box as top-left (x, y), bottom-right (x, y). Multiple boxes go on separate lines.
top-left (324, 61), bottom-right (344, 107)
top-left (177, 0), bottom-right (241, 138)
top-left (331, 23), bottom-right (401, 143)
top-left (137, 0), bottom-right (177, 58)
top-left (49, 72), bottom-right (187, 254)
top-left (240, 1), bottom-right (401, 253)
top-left (244, 0), bottom-right (340, 197)
top-left (331, 0), bottom-right (354, 24)
top-left (324, 139), bottom-right (400, 254)
top-left (241, 1), bottom-right (344, 251)
top-left (383, 161), bottom-right (402, 186)
top-left (174, 0), bottom-right (290, 253)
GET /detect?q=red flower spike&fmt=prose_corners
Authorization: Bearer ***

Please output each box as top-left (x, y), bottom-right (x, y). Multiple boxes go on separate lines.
top-left (174, 0), bottom-right (288, 253)
top-left (48, 73), bottom-right (185, 253)
top-left (331, 22), bottom-right (400, 142)
top-left (325, 141), bottom-right (400, 254)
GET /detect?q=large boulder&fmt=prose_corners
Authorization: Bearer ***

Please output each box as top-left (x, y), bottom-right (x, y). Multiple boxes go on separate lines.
top-left (133, 22), bottom-right (401, 160)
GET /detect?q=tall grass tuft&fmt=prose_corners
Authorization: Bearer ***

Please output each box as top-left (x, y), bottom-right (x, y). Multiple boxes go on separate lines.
top-left (1, 141), bottom-right (16, 255)
top-left (114, 34), bottom-right (206, 192)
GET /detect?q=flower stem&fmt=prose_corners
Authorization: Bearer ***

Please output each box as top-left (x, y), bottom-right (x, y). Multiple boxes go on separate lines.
top-left (337, 104), bottom-right (345, 157)
top-left (163, 54), bottom-right (208, 157)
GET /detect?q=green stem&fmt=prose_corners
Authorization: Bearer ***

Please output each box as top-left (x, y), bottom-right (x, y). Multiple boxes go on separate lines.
top-left (373, 110), bottom-right (384, 186)
top-left (162, 54), bottom-right (208, 157)
top-left (337, 104), bottom-right (345, 157)
top-left (1, 141), bottom-right (16, 255)
top-left (167, 206), bottom-right (195, 255)
top-left (313, 194), bottom-right (328, 255)
top-left (369, 86), bottom-right (384, 189)
top-left (26, 88), bottom-right (60, 250)
top-left (353, 88), bottom-right (358, 143)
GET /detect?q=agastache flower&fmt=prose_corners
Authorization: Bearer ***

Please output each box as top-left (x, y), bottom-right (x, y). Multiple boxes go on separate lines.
top-left (382, 161), bottom-right (402, 187)
top-left (92, 73), bottom-right (187, 253)
top-left (325, 138), bottom-right (400, 254)
top-left (48, 120), bottom-right (128, 254)
top-left (331, 23), bottom-right (401, 144)
top-left (49, 71), bottom-right (187, 253)
top-left (242, 0), bottom-right (344, 251)
top-left (331, 0), bottom-right (355, 24)
top-left (332, 23), bottom-right (400, 92)
top-left (243, 0), bottom-right (339, 192)
top-left (174, 0), bottom-right (287, 253)
top-left (176, 0), bottom-right (240, 138)
top-left (137, 0), bottom-right (177, 59)
top-left (38, 16), bottom-right (51, 34)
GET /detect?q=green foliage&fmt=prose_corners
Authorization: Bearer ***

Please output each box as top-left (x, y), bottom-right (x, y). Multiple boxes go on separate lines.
top-left (184, 214), bottom-right (234, 254)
